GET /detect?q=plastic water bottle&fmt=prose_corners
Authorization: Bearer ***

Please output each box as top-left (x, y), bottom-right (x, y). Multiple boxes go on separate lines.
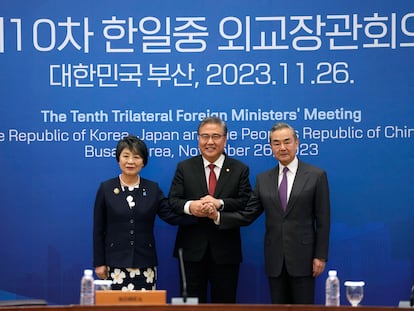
top-left (325, 270), bottom-right (340, 306)
top-left (80, 269), bottom-right (95, 305)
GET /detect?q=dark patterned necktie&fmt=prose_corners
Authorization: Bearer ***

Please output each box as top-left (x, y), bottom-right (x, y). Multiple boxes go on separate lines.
top-left (279, 167), bottom-right (289, 211)
top-left (208, 164), bottom-right (217, 196)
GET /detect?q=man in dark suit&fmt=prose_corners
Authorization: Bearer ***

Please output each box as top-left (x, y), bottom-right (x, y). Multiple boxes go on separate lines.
top-left (168, 116), bottom-right (252, 303)
top-left (215, 122), bottom-right (330, 304)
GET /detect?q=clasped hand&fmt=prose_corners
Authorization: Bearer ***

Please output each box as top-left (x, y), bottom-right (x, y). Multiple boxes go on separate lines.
top-left (189, 195), bottom-right (219, 220)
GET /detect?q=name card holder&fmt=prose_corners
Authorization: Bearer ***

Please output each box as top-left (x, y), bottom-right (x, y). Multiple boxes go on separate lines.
top-left (95, 290), bottom-right (166, 305)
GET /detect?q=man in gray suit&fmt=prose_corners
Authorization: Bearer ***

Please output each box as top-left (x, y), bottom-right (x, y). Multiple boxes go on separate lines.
top-left (168, 116), bottom-right (252, 303)
top-left (213, 122), bottom-right (330, 304)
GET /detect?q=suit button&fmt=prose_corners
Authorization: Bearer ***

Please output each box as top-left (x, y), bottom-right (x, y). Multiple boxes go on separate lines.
top-left (130, 241), bottom-right (134, 245)
top-left (130, 219), bottom-right (134, 224)
top-left (130, 230), bottom-right (134, 235)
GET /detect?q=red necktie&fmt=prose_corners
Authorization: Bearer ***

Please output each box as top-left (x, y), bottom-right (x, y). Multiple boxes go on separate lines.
top-left (208, 164), bottom-right (217, 196)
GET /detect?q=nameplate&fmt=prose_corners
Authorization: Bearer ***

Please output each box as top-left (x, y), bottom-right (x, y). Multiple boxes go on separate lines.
top-left (95, 290), bottom-right (166, 305)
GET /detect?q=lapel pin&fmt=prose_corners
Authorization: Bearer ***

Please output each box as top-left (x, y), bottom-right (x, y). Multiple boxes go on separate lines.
top-left (113, 188), bottom-right (120, 194)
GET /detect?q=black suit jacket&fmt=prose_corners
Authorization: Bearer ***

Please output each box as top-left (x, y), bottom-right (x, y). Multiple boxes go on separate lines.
top-left (93, 177), bottom-right (192, 268)
top-left (168, 155), bottom-right (251, 264)
top-left (220, 160), bottom-right (330, 277)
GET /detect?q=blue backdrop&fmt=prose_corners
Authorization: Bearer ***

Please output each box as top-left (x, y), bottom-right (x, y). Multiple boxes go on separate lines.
top-left (0, 0), bottom-right (413, 306)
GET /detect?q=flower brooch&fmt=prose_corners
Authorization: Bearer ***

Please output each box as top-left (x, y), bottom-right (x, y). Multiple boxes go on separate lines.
top-left (126, 195), bottom-right (135, 209)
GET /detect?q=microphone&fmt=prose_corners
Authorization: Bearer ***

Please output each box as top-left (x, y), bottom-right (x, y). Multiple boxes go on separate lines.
top-left (171, 248), bottom-right (198, 305)
top-left (410, 285), bottom-right (414, 307)
top-left (178, 248), bottom-right (188, 303)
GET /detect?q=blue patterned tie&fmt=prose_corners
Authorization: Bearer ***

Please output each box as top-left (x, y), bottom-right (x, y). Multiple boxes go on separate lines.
top-left (279, 167), bottom-right (289, 211)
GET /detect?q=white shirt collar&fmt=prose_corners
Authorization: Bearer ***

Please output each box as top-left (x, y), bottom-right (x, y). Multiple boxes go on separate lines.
top-left (279, 156), bottom-right (298, 175)
top-left (203, 153), bottom-right (225, 169)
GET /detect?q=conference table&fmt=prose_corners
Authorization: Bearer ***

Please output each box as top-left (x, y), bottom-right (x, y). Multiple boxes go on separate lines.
top-left (0, 304), bottom-right (411, 311)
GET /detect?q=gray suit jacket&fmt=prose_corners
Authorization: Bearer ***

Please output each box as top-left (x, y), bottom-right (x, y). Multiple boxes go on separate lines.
top-left (220, 160), bottom-right (330, 277)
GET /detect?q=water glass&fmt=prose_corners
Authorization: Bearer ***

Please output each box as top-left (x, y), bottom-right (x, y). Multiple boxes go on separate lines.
top-left (344, 281), bottom-right (365, 306)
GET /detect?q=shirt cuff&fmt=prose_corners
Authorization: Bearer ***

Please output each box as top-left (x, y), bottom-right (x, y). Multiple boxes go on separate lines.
top-left (184, 201), bottom-right (192, 215)
top-left (214, 211), bottom-right (221, 225)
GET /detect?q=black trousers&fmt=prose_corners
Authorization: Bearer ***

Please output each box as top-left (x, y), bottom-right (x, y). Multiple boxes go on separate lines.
top-left (180, 247), bottom-right (240, 303)
top-left (268, 262), bottom-right (315, 304)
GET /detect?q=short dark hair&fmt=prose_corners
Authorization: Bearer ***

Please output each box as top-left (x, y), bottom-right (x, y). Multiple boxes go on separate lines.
top-left (197, 116), bottom-right (228, 135)
top-left (269, 122), bottom-right (298, 143)
top-left (116, 134), bottom-right (148, 166)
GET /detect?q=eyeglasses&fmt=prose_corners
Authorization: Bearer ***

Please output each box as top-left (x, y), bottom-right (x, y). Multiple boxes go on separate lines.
top-left (198, 134), bottom-right (225, 141)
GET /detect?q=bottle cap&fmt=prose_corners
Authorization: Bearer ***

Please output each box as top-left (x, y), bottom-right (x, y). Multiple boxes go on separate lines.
top-left (84, 269), bottom-right (93, 276)
top-left (328, 270), bottom-right (337, 276)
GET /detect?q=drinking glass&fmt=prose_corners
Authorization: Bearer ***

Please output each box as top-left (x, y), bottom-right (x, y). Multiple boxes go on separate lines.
top-left (344, 281), bottom-right (365, 306)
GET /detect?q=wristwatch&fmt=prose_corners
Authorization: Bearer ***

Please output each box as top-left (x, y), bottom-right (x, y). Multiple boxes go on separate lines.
top-left (218, 199), bottom-right (224, 211)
